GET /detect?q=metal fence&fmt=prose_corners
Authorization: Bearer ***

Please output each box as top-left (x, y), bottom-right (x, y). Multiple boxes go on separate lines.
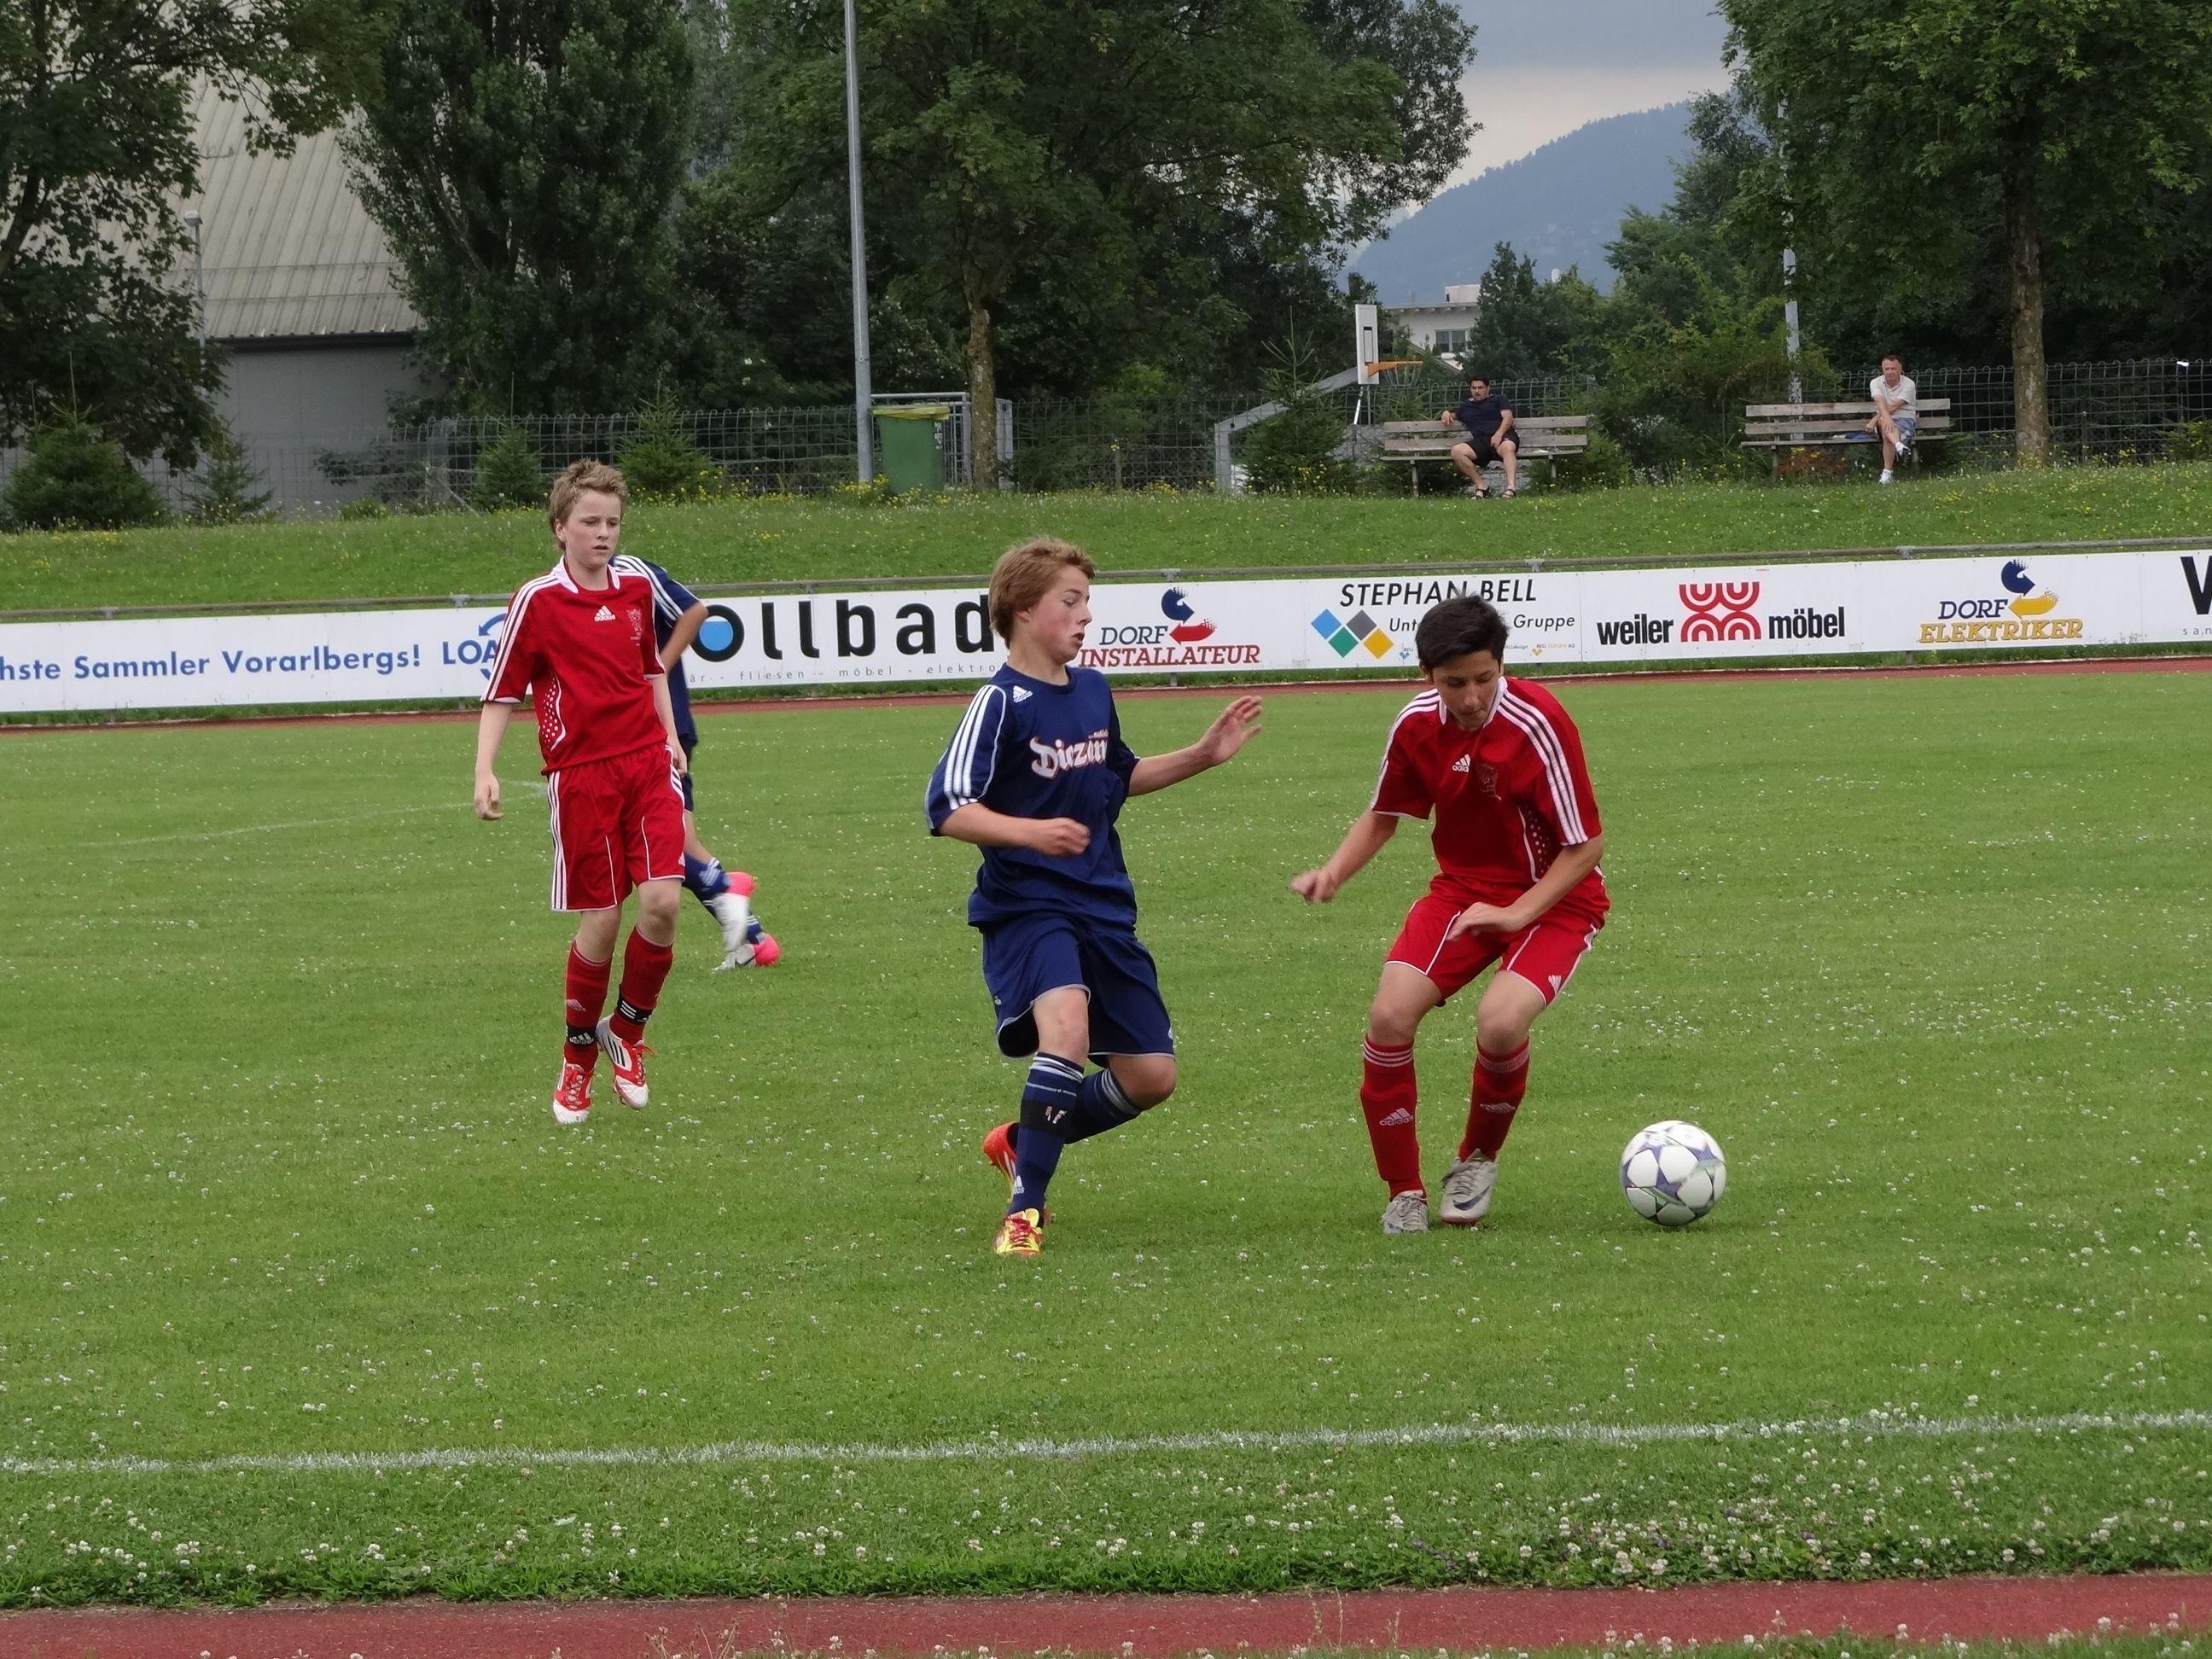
top-left (6, 358), bottom-right (2210, 521)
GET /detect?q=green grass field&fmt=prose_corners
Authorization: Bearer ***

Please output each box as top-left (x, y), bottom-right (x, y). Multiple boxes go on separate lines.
top-left (5, 463), bottom-right (2212, 613)
top-left (1, 668), bottom-right (2207, 1608)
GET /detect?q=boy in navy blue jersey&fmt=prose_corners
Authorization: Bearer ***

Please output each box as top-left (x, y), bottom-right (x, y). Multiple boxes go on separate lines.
top-left (926, 538), bottom-right (1262, 1257)
top-left (610, 554), bottom-right (782, 970)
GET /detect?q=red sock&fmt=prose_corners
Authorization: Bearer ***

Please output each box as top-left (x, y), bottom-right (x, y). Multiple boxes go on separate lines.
top-left (608, 928), bottom-right (675, 1045)
top-left (1359, 1039), bottom-right (1423, 1196)
top-left (1459, 1040), bottom-right (1530, 1161)
top-left (563, 944), bottom-right (611, 1072)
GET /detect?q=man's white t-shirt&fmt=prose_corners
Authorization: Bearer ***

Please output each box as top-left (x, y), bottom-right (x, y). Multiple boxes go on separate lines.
top-left (1871, 374), bottom-right (1918, 416)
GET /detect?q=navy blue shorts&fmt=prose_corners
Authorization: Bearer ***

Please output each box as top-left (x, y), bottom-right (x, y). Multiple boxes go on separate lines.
top-left (678, 733), bottom-right (698, 812)
top-left (980, 913), bottom-right (1175, 1062)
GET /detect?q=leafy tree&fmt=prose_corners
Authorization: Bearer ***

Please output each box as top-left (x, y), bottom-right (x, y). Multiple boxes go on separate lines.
top-left (1461, 243), bottom-right (1609, 382)
top-left (184, 421), bottom-right (274, 525)
top-left (1723, 0), bottom-right (2212, 463)
top-left (0, 0), bottom-right (387, 463)
top-left (729, 0), bottom-right (1469, 483)
top-left (346, 0), bottom-right (696, 414)
top-left (1, 413), bottom-right (166, 530)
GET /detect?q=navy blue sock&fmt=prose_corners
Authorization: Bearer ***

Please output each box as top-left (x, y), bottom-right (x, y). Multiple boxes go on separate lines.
top-left (1057, 1066), bottom-right (1144, 1145)
top-left (1010, 1053), bottom-right (1082, 1216)
top-left (684, 853), bottom-right (728, 912)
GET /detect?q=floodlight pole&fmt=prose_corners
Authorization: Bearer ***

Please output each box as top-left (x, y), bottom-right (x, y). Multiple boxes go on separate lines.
top-left (1783, 244), bottom-right (1802, 405)
top-left (843, 0), bottom-right (875, 483)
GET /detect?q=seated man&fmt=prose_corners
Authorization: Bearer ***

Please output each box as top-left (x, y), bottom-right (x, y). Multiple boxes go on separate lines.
top-left (1866, 352), bottom-right (1918, 484)
top-left (1440, 374), bottom-right (1519, 498)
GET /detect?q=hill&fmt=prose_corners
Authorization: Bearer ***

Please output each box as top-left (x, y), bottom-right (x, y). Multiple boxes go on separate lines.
top-left (1352, 103), bottom-right (1697, 302)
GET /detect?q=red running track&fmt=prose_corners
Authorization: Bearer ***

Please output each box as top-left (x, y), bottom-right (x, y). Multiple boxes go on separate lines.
top-left (7, 1575), bottom-right (2209, 1659)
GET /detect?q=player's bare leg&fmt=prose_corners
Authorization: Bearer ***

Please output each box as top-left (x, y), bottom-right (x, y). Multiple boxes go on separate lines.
top-left (1496, 436), bottom-right (1520, 496)
top-left (597, 881), bottom-right (681, 1109)
top-left (1448, 440), bottom-right (1486, 497)
top-left (1364, 963), bottom-right (1441, 1231)
top-left (1441, 969), bottom-right (1547, 1225)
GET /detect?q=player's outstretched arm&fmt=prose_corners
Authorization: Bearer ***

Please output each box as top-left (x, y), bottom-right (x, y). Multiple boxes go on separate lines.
top-left (1127, 695), bottom-right (1262, 796)
top-left (473, 701), bottom-right (513, 819)
top-left (1289, 808), bottom-right (1398, 904)
top-left (936, 803), bottom-right (1091, 857)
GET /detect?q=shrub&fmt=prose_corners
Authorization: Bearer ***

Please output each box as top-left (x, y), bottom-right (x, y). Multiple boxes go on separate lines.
top-left (184, 422), bottom-right (274, 524)
top-left (2165, 420), bottom-right (2212, 463)
top-left (618, 387), bottom-right (725, 500)
top-left (470, 425), bottom-right (545, 511)
top-left (1241, 335), bottom-right (1360, 497)
top-left (1, 414), bottom-right (167, 531)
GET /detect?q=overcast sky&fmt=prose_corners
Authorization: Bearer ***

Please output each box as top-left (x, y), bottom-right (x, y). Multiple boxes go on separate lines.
top-left (1446, 0), bottom-right (1732, 187)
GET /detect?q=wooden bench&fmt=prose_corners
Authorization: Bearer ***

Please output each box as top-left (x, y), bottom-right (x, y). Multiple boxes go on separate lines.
top-left (1741, 399), bottom-right (1953, 458)
top-left (1380, 416), bottom-right (1590, 495)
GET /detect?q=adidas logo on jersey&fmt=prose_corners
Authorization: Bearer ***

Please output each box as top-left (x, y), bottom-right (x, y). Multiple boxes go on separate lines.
top-left (1377, 1107), bottom-right (1413, 1127)
top-left (594, 604), bottom-right (616, 621)
top-left (1010, 686), bottom-right (1033, 702)
top-left (1451, 754), bottom-right (1472, 772)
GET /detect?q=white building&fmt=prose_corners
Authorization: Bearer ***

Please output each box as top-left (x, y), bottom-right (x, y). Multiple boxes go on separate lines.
top-left (1383, 283), bottom-right (1481, 360)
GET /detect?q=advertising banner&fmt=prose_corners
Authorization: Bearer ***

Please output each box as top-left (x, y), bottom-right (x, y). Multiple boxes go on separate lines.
top-left (3, 549), bottom-right (2206, 716)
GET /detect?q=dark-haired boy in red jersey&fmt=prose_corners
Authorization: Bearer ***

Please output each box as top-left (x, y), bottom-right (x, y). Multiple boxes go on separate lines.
top-left (1290, 596), bottom-right (1608, 1232)
top-left (473, 459), bottom-right (690, 1126)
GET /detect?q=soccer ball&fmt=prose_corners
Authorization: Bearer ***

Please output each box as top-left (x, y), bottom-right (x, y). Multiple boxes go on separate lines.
top-left (1620, 1120), bottom-right (1726, 1227)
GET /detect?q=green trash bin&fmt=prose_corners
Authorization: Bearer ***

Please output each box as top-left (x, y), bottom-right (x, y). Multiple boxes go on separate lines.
top-left (872, 405), bottom-right (951, 493)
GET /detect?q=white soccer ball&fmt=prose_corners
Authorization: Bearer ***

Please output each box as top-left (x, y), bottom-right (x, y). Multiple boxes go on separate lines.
top-left (1619, 1120), bottom-right (1726, 1228)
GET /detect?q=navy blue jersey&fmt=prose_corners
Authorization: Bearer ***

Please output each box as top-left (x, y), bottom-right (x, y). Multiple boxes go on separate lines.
top-left (925, 664), bottom-right (1142, 928)
top-left (610, 555), bottom-right (703, 742)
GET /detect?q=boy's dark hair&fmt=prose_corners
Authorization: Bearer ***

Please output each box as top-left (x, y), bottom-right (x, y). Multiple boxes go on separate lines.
top-left (1880, 350), bottom-right (1904, 366)
top-left (1416, 595), bottom-right (1508, 668)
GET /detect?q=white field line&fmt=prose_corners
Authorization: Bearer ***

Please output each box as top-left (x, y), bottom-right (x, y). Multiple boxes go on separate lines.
top-left (106, 783), bottom-right (548, 846)
top-left (4, 1408), bottom-right (2207, 1483)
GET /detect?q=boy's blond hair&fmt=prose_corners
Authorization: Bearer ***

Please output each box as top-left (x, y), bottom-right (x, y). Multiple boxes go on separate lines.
top-left (548, 458), bottom-right (628, 532)
top-left (988, 537), bottom-right (1096, 642)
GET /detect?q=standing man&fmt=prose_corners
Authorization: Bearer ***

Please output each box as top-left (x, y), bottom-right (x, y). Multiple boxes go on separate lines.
top-left (1866, 353), bottom-right (1918, 484)
top-left (1441, 374), bottom-right (1520, 498)
top-left (474, 460), bottom-right (689, 1126)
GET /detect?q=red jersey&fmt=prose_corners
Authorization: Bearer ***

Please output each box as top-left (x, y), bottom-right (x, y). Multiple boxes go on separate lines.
top-left (1371, 677), bottom-right (1609, 926)
top-left (484, 559), bottom-right (667, 775)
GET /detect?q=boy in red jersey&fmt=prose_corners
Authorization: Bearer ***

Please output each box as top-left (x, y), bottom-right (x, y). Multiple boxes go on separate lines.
top-left (1290, 596), bottom-right (1607, 1231)
top-left (473, 460), bottom-right (690, 1126)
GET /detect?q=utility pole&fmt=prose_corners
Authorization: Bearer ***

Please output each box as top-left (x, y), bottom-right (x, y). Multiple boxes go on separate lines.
top-left (183, 208), bottom-right (207, 353)
top-left (843, 0), bottom-right (874, 482)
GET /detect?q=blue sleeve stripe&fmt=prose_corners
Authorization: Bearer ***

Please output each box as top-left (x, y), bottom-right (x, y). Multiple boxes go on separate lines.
top-left (943, 684), bottom-right (1004, 810)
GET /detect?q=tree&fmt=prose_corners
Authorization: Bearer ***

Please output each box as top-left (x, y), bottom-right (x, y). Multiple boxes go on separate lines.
top-left (184, 421), bottom-right (274, 524)
top-left (729, 0), bottom-right (1468, 483)
top-left (1462, 243), bottom-right (1608, 382)
top-left (1723, 0), bottom-right (2212, 463)
top-left (346, 0), bottom-right (696, 414)
top-left (0, 413), bottom-right (166, 530)
top-left (0, 0), bottom-right (387, 463)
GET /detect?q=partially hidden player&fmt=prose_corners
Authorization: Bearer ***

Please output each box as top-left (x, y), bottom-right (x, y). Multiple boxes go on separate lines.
top-left (608, 551), bottom-right (782, 971)
top-left (925, 538), bottom-right (1263, 1258)
top-left (1289, 596), bottom-right (1607, 1232)
top-left (473, 460), bottom-right (688, 1126)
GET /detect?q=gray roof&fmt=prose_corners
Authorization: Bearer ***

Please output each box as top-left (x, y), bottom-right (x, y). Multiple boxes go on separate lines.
top-left (185, 87), bottom-right (420, 342)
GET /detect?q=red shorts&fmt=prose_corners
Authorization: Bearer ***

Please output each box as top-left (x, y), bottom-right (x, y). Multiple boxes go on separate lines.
top-left (543, 744), bottom-right (687, 911)
top-left (1386, 894), bottom-right (1599, 1004)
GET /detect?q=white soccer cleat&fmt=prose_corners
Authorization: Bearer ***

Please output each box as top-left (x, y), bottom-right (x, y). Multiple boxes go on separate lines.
top-left (595, 1016), bottom-right (649, 1109)
top-left (1439, 1153), bottom-right (1499, 1226)
top-left (706, 887), bottom-right (751, 962)
top-left (1381, 1190), bottom-right (1429, 1234)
